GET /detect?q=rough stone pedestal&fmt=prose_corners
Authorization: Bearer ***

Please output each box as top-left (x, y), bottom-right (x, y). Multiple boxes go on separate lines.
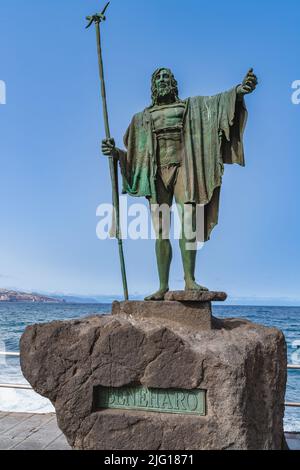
top-left (112, 290), bottom-right (227, 331)
top-left (20, 292), bottom-right (287, 450)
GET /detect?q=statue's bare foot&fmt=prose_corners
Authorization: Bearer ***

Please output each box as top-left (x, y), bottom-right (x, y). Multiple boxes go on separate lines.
top-left (185, 280), bottom-right (209, 292)
top-left (145, 288), bottom-right (169, 301)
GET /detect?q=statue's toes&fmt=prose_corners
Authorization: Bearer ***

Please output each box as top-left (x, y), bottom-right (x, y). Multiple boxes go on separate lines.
top-left (186, 282), bottom-right (209, 292)
top-left (199, 285), bottom-right (209, 292)
top-left (145, 295), bottom-right (162, 301)
top-left (144, 290), bottom-right (168, 301)
top-left (144, 295), bottom-right (153, 301)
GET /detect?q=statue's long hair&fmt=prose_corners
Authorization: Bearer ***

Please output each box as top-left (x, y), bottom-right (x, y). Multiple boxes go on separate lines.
top-left (151, 68), bottom-right (179, 106)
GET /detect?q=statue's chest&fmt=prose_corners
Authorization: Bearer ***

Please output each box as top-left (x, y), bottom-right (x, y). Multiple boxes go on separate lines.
top-left (150, 103), bottom-right (186, 131)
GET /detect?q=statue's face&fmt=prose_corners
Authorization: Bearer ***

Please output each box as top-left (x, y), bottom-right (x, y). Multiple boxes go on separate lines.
top-left (155, 69), bottom-right (173, 98)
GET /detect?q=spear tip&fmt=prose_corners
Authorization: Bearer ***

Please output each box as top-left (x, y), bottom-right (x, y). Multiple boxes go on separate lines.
top-left (85, 2), bottom-right (110, 29)
top-left (101, 2), bottom-right (110, 16)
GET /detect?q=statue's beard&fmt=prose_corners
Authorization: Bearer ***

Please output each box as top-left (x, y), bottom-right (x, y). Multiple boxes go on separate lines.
top-left (157, 85), bottom-right (175, 102)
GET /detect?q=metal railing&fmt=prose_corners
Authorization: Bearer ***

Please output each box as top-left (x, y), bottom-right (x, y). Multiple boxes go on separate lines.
top-left (0, 352), bottom-right (20, 357)
top-left (285, 364), bottom-right (300, 408)
top-left (0, 352), bottom-right (32, 390)
top-left (1, 352), bottom-right (300, 407)
top-left (0, 352), bottom-right (20, 358)
top-left (0, 383), bottom-right (32, 390)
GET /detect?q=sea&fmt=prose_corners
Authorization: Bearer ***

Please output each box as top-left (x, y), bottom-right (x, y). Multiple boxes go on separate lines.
top-left (0, 303), bottom-right (299, 432)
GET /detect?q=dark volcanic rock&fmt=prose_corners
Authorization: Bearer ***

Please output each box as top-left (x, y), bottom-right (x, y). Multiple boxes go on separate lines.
top-left (20, 311), bottom-right (287, 450)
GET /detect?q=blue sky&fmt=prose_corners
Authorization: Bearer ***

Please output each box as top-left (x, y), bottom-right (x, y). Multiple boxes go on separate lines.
top-left (0, 0), bottom-right (299, 303)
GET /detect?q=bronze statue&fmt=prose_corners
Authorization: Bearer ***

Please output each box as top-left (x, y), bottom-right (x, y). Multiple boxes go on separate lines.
top-left (102, 68), bottom-right (257, 300)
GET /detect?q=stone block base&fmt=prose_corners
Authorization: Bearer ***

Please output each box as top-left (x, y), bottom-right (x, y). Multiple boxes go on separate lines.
top-left (112, 300), bottom-right (213, 330)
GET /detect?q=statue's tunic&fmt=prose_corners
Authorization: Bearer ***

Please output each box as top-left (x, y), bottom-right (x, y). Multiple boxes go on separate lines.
top-left (149, 102), bottom-right (185, 191)
top-left (119, 87), bottom-right (248, 240)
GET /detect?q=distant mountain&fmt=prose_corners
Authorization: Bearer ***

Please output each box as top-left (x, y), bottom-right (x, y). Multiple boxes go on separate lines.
top-left (0, 289), bottom-right (142, 304)
top-left (49, 294), bottom-right (144, 304)
top-left (0, 289), bottom-right (64, 303)
top-left (50, 294), bottom-right (101, 304)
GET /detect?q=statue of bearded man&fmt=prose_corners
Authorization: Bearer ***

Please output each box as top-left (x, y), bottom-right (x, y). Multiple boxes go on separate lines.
top-left (102, 67), bottom-right (257, 300)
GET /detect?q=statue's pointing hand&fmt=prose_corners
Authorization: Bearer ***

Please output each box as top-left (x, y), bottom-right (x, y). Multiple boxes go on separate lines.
top-left (237, 68), bottom-right (258, 96)
top-left (101, 138), bottom-right (119, 159)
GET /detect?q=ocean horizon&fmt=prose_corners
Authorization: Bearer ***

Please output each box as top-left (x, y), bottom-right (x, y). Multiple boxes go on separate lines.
top-left (0, 302), bottom-right (299, 432)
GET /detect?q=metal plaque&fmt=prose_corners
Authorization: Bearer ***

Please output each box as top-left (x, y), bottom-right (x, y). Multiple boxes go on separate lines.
top-left (94, 386), bottom-right (206, 416)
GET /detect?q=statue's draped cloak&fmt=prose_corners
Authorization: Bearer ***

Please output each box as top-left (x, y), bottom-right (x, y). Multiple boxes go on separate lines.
top-left (119, 87), bottom-right (247, 241)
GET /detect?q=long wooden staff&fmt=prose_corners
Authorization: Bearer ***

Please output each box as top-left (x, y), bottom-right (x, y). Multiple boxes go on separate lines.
top-left (86, 2), bottom-right (129, 300)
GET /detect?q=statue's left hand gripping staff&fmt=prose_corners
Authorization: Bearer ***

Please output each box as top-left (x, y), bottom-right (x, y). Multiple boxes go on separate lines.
top-left (86, 2), bottom-right (129, 301)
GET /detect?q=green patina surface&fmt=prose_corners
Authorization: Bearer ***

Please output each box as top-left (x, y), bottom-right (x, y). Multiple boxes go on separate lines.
top-left (94, 386), bottom-right (206, 416)
top-left (102, 67), bottom-right (258, 300)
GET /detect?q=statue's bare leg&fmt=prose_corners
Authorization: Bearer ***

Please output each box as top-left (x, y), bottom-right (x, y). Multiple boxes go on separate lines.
top-left (179, 236), bottom-right (208, 291)
top-left (145, 183), bottom-right (172, 301)
top-left (145, 239), bottom-right (171, 301)
top-left (175, 169), bottom-right (209, 292)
